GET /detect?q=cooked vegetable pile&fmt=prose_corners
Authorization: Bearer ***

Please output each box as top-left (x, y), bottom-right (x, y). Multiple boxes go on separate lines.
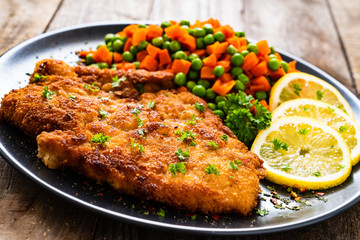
top-left (77, 18), bottom-right (298, 147)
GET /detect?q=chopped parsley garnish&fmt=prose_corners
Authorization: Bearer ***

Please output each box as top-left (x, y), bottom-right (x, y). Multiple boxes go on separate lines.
top-left (99, 109), bottom-right (108, 119)
top-left (84, 83), bottom-right (100, 92)
top-left (91, 133), bottom-right (110, 144)
top-left (175, 130), bottom-right (196, 141)
top-left (131, 105), bottom-right (144, 126)
top-left (189, 141), bottom-right (197, 147)
top-left (293, 83), bottom-right (302, 96)
top-left (327, 106), bottom-right (335, 112)
top-left (221, 135), bottom-right (228, 141)
top-left (148, 101), bottom-right (156, 109)
top-left (256, 208), bottom-right (269, 217)
top-left (313, 171), bottom-right (321, 177)
top-left (338, 164), bottom-right (345, 170)
top-left (136, 83), bottom-right (145, 93)
top-left (206, 141), bottom-right (219, 150)
top-left (194, 102), bottom-right (206, 112)
top-left (186, 114), bottom-right (201, 125)
top-left (175, 148), bottom-right (190, 161)
top-left (303, 107), bottom-right (309, 112)
top-left (168, 162), bottom-right (186, 176)
top-left (69, 94), bottom-right (77, 102)
top-left (205, 164), bottom-right (220, 175)
top-left (339, 125), bottom-right (347, 133)
top-left (137, 129), bottom-right (147, 139)
top-left (281, 163), bottom-right (291, 172)
top-left (157, 208), bottom-right (165, 217)
top-left (223, 91), bottom-right (272, 147)
top-left (112, 75), bottom-right (126, 88)
top-left (33, 73), bottom-right (47, 82)
top-left (271, 138), bottom-right (288, 151)
top-left (131, 139), bottom-right (145, 153)
top-left (42, 86), bottom-right (55, 99)
top-left (298, 128), bottom-right (309, 135)
top-left (229, 161), bottom-right (240, 171)
top-left (316, 90), bottom-right (324, 100)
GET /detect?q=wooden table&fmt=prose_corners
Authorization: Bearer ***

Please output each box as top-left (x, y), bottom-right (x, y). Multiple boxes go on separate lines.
top-left (1, 0), bottom-right (360, 239)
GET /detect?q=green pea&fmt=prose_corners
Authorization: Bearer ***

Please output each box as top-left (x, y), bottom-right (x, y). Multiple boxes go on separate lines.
top-left (174, 51), bottom-right (188, 60)
top-left (241, 50), bottom-right (249, 57)
top-left (98, 62), bottom-right (109, 69)
top-left (137, 40), bottom-right (148, 51)
top-left (208, 102), bottom-right (217, 111)
top-left (120, 36), bottom-right (128, 43)
top-left (85, 54), bottom-right (94, 65)
top-left (188, 53), bottom-right (199, 62)
top-left (215, 95), bottom-right (227, 103)
top-left (270, 46), bottom-right (276, 54)
top-left (186, 81), bottom-right (196, 90)
top-left (170, 40), bottom-right (182, 52)
top-left (197, 79), bottom-right (211, 89)
top-left (234, 80), bottom-right (245, 91)
top-left (214, 32), bottom-right (225, 42)
top-left (226, 45), bottom-right (238, 55)
top-left (191, 58), bottom-right (203, 71)
top-left (192, 85), bottom-right (206, 97)
top-left (187, 28), bottom-right (194, 35)
top-left (180, 20), bottom-right (190, 26)
top-left (130, 45), bottom-right (138, 56)
top-left (196, 38), bottom-right (205, 49)
top-left (268, 58), bottom-right (280, 71)
top-left (235, 31), bottom-right (245, 37)
top-left (231, 53), bottom-right (244, 66)
top-left (123, 51), bottom-right (134, 62)
top-left (162, 34), bottom-right (170, 42)
top-left (203, 24), bottom-right (214, 34)
top-left (193, 27), bottom-right (206, 38)
top-left (188, 70), bottom-right (199, 80)
top-left (213, 66), bottom-right (225, 77)
top-left (113, 39), bottom-right (124, 52)
top-left (152, 37), bottom-right (164, 47)
top-left (268, 54), bottom-right (277, 59)
top-left (133, 61), bottom-right (140, 69)
top-left (161, 21), bottom-right (171, 28)
top-left (106, 41), bottom-right (113, 51)
top-left (237, 73), bottom-right (249, 85)
top-left (204, 34), bottom-right (215, 45)
top-left (111, 35), bottom-right (121, 42)
top-left (231, 66), bottom-right (243, 77)
top-left (162, 41), bottom-right (171, 51)
top-left (281, 61), bottom-right (289, 73)
top-left (213, 109), bottom-right (225, 119)
top-left (217, 101), bottom-right (227, 110)
top-left (90, 63), bottom-right (99, 68)
top-left (104, 33), bottom-right (115, 43)
top-left (255, 91), bottom-right (267, 100)
top-left (205, 89), bottom-right (217, 101)
top-left (174, 72), bottom-right (186, 86)
top-left (111, 64), bottom-right (117, 70)
top-left (247, 44), bottom-right (259, 54)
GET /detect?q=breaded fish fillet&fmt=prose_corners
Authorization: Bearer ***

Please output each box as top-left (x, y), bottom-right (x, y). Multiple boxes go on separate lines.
top-left (0, 59), bottom-right (265, 215)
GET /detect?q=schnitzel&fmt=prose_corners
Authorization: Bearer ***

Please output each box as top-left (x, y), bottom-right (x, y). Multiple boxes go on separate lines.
top-left (0, 59), bottom-right (265, 215)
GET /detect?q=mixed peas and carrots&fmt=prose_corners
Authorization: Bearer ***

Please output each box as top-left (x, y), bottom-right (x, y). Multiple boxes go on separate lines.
top-left (77, 19), bottom-right (298, 146)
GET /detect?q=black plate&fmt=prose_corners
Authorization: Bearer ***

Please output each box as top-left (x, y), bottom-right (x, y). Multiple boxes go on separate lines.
top-left (1, 22), bottom-right (360, 235)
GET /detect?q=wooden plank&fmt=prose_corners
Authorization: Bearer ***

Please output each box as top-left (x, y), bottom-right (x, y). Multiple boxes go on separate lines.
top-left (0, 0), bottom-right (62, 54)
top-left (328, 0), bottom-right (360, 95)
top-left (46, 0), bottom-right (154, 31)
top-left (241, 0), bottom-right (354, 92)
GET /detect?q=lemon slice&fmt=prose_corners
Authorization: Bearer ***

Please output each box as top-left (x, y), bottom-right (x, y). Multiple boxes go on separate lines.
top-left (251, 116), bottom-right (351, 190)
top-left (272, 99), bottom-right (360, 166)
top-left (269, 72), bottom-right (354, 119)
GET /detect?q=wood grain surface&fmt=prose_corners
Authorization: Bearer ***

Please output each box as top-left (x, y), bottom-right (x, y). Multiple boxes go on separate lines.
top-left (1, 0), bottom-right (360, 239)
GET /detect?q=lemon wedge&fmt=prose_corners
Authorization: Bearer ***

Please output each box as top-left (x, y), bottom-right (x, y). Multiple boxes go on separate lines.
top-left (269, 72), bottom-right (354, 119)
top-left (272, 99), bottom-right (360, 166)
top-left (251, 116), bottom-right (351, 190)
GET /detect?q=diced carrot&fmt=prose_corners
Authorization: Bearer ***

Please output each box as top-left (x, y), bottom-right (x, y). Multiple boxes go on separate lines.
top-left (287, 60), bottom-right (299, 73)
top-left (140, 55), bottom-right (158, 71)
top-left (249, 84), bottom-right (270, 93)
top-left (171, 59), bottom-right (192, 75)
top-left (212, 79), bottom-right (236, 96)
top-left (116, 31), bottom-right (127, 38)
top-left (239, 37), bottom-right (247, 46)
top-left (113, 52), bottom-right (123, 63)
top-left (269, 67), bottom-right (286, 79)
top-left (122, 62), bottom-right (136, 70)
top-left (169, 20), bottom-right (178, 26)
top-left (147, 25), bottom-right (163, 40)
top-left (191, 20), bottom-right (204, 28)
top-left (177, 86), bottom-right (188, 93)
top-left (146, 44), bottom-right (161, 58)
top-left (136, 50), bottom-right (148, 62)
top-left (200, 66), bottom-right (216, 79)
top-left (217, 61), bottom-right (231, 72)
top-left (238, 45), bottom-right (248, 52)
top-left (192, 49), bottom-right (207, 58)
top-left (227, 37), bottom-right (241, 49)
top-left (123, 24), bottom-right (138, 37)
top-left (242, 52), bottom-right (259, 71)
top-left (220, 54), bottom-right (232, 61)
top-left (165, 25), bottom-right (187, 40)
top-left (218, 25), bottom-right (235, 38)
top-left (258, 55), bottom-right (270, 62)
top-left (132, 28), bottom-right (149, 46)
top-left (251, 76), bottom-right (271, 92)
top-left (219, 73), bottom-right (233, 82)
top-left (92, 45), bottom-right (113, 66)
top-left (123, 37), bottom-right (133, 52)
top-left (77, 50), bottom-right (94, 58)
top-left (203, 18), bottom-right (221, 28)
top-left (259, 100), bottom-right (270, 110)
top-left (178, 34), bottom-right (196, 52)
top-left (203, 54), bottom-right (217, 67)
top-left (206, 42), bottom-right (229, 55)
top-left (274, 52), bottom-right (283, 61)
top-left (158, 49), bottom-right (172, 66)
top-left (250, 60), bottom-right (269, 77)
top-left (256, 40), bottom-right (271, 56)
